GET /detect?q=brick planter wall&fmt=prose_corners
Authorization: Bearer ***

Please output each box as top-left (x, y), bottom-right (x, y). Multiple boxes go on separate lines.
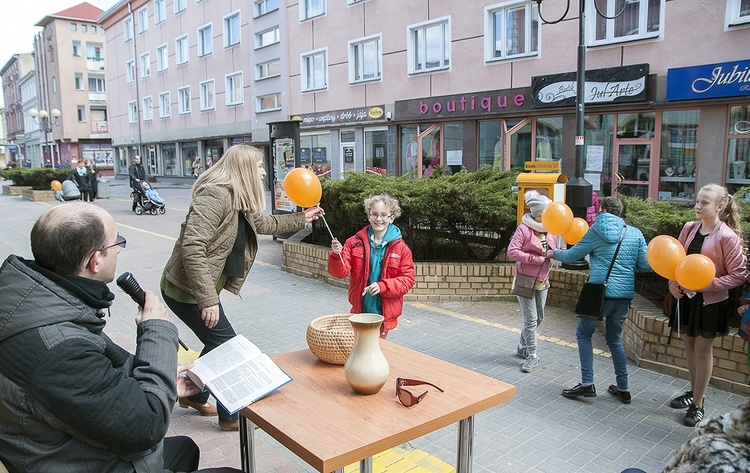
top-left (22, 189), bottom-right (56, 202)
top-left (283, 229), bottom-right (750, 393)
top-left (3, 186), bottom-right (32, 196)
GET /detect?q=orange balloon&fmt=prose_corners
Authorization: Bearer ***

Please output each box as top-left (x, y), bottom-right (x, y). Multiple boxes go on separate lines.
top-left (283, 168), bottom-right (322, 208)
top-left (50, 180), bottom-right (62, 191)
top-left (562, 217), bottom-right (589, 245)
top-left (675, 254), bottom-right (716, 291)
top-left (540, 202), bottom-right (574, 236)
top-left (646, 235), bottom-right (686, 280)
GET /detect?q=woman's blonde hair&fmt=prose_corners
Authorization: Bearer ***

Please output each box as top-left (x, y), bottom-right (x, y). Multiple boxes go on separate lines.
top-left (193, 145), bottom-right (266, 213)
top-left (700, 183), bottom-right (743, 237)
top-left (364, 193), bottom-right (402, 219)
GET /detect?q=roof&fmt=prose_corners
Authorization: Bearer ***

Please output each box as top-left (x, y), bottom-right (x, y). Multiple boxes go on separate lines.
top-left (35, 2), bottom-right (104, 27)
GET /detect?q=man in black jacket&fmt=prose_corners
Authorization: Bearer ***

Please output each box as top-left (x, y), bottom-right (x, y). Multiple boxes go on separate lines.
top-left (129, 154), bottom-right (146, 189)
top-left (0, 203), bottom-right (240, 473)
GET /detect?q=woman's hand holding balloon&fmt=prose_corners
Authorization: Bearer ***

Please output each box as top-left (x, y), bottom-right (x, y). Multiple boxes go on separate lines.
top-left (331, 238), bottom-right (342, 255)
top-left (304, 205), bottom-right (324, 222)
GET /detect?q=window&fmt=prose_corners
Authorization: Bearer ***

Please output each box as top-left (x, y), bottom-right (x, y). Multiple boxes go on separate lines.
top-left (589, 0), bottom-right (663, 46)
top-left (140, 52), bottom-right (151, 78)
top-left (226, 72), bottom-right (243, 105)
top-left (91, 26), bottom-right (97, 34)
top-left (301, 49), bottom-right (327, 91)
top-left (77, 106), bottom-right (87, 122)
top-left (124, 17), bottom-right (133, 42)
top-left (660, 110), bottom-right (699, 201)
top-left (142, 96), bottom-right (153, 121)
top-left (86, 44), bottom-right (103, 60)
top-left (82, 25), bottom-right (87, 34)
top-left (178, 86), bottom-right (191, 114)
top-left (157, 44), bottom-right (168, 71)
top-left (128, 100), bottom-right (138, 123)
top-left (200, 80), bottom-right (215, 111)
top-left (224, 11), bottom-right (241, 47)
top-left (88, 75), bottom-right (106, 92)
top-left (300, 0), bottom-right (326, 21)
top-left (155, 0), bottom-right (166, 24)
top-left (257, 93), bottom-right (281, 112)
top-left (349, 35), bottom-right (381, 83)
top-left (176, 35), bottom-right (189, 65)
top-left (198, 24), bottom-right (213, 57)
top-left (726, 0), bottom-right (750, 27)
top-left (159, 91), bottom-right (171, 118)
top-left (52, 77), bottom-right (57, 93)
top-left (71, 23), bottom-right (77, 32)
top-left (408, 18), bottom-right (450, 74)
top-left (485, 1), bottom-right (539, 61)
top-left (126, 60), bottom-right (136, 82)
top-left (74, 73), bottom-right (84, 90)
top-left (256, 26), bottom-right (280, 48)
top-left (72, 41), bottom-right (81, 57)
top-left (348, 0), bottom-right (368, 4)
top-left (255, 0), bottom-right (279, 17)
top-left (138, 6), bottom-right (148, 33)
top-left (256, 59), bottom-right (281, 80)
top-left (175, 0), bottom-right (186, 14)
top-left (726, 105), bottom-right (750, 193)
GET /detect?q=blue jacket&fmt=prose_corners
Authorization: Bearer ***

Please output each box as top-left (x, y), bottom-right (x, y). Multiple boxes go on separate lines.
top-left (554, 212), bottom-right (650, 299)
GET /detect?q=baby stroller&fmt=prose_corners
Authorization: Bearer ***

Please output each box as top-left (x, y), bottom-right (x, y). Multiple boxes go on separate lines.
top-left (55, 179), bottom-right (82, 202)
top-left (131, 180), bottom-right (166, 215)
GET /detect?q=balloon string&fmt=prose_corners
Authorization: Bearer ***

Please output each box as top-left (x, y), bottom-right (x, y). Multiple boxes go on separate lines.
top-left (320, 215), bottom-right (345, 266)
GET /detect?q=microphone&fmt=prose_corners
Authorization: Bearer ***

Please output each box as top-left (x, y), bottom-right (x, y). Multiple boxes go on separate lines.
top-left (116, 272), bottom-right (188, 351)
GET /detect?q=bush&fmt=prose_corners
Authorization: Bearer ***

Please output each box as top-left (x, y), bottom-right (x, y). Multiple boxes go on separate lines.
top-left (1, 167), bottom-right (72, 190)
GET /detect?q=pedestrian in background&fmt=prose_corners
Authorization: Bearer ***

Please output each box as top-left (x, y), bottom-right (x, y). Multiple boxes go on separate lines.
top-left (128, 155), bottom-right (146, 189)
top-left (553, 196), bottom-right (650, 404)
top-left (161, 145), bottom-right (324, 431)
top-left (586, 190), bottom-right (599, 227)
top-left (69, 159), bottom-right (93, 202)
top-left (85, 158), bottom-right (99, 200)
top-left (667, 184), bottom-right (747, 426)
top-left (507, 190), bottom-right (557, 373)
top-left (328, 194), bottom-right (415, 339)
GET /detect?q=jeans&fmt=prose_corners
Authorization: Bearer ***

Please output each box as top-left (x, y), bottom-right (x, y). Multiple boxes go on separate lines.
top-left (576, 299), bottom-right (630, 390)
top-left (517, 287), bottom-right (548, 358)
top-left (162, 292), bottom-right (238, 423)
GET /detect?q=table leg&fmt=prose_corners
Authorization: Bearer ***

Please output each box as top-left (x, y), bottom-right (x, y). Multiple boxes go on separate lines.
top-left (456, 416), bottom-right (474, 473)
top-left (239, 414), bottom-right (256, 473)
top-left (360, 457), bottom-right (373, 472)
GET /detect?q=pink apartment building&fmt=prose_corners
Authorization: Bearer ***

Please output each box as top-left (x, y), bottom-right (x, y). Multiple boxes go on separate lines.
top-left (101, 0), bottom-right (750, 203)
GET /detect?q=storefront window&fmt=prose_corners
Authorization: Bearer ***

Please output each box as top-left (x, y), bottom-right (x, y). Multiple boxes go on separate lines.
top-left (617, 112), bottom-right (655, 138)
top-left (509, 121), bottom-right (532, 170)
top-left (421, 125), bottom-right (441, 177)
top-left (181, 141), bottom-right (198, 177)
top-left (118, 148), bottom-right (128, 175)
top-left (146, 145), bottom-right (158, 176)
top-left (365, 128), bottom-right (388, 175)
top-left (401, 125), bottom-right (419, 178)
top-left (536, 117), bottom-right (562, 161)
top-left (443, 122), bottom-right (463, 174)
top-left (478, 121), bottom-right (502, 170)
top-left (584, 114), bottom-right (614, 195)
top-left (340, 130), bottom-right (356, 174)
top-left (301, 133), bottom-right (331, 176)
top-left (726, 105), bottom-right (750, 194)
top-left (660, 110), bottom-right (699, 202)
top-left (162, 143), bottom-right (177, 175)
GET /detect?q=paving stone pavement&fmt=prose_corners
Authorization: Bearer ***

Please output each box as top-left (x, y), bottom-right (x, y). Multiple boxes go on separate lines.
top-left (1, 179), bottom-right (747, 473)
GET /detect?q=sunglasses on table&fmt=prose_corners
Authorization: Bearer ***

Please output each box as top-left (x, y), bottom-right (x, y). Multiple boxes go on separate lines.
top-left (396, 377), bottom-right (444, 408)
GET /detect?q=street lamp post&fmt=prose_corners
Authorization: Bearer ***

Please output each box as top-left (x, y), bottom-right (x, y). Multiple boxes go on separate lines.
top-left (28, 108), bottom-right (61, 167)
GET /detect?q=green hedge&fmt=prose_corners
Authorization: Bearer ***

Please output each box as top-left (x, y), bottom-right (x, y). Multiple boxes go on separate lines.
top-left (1, 167), bottom-right (73, 190)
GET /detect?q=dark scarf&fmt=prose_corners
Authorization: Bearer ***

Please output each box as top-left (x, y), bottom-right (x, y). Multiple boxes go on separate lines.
top-left (29, 262), bottom-right (115, 313)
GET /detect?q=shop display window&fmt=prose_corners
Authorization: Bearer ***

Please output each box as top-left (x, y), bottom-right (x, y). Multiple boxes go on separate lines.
top-left (301, 133), bottom-right (331, 177)
top-left (583, 114), bottom-right (614, 195)
top-left (365, 129), bottom-right (388, 175)
top-left (401, 125), bottom-right (419, 178)
top-left (478, 121), bottom-right (502, 170)
top-left (659, 110), bottom-right (698, 202)
top-left (536, 117), bottom-right (562, 161)
top-left (726, 105), bottom-right (750, 194)
top-left (162, 143), bottom-right (177, 176)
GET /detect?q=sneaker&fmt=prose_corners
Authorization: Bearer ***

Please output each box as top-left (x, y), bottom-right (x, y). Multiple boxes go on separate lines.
top-left (521, 356), bottom-right (538, 373)
top-left (683, 403), bottom-right (704, 427)
top-left (608, 385), bottom-right (632, 404)
top-left (670, 390), bottom-right (693, 409)
top-left (516, 346), bottom-right (527, 359)
top-left (562, 383), bottom-right (597, 399)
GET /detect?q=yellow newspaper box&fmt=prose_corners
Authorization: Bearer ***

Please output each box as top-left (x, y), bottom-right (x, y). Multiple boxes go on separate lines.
top-left (515, 169), bottom-right (568, 224)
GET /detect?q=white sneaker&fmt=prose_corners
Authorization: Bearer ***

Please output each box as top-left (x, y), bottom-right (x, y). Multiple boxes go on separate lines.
top-left (521, 356), bottom-right (539, 373)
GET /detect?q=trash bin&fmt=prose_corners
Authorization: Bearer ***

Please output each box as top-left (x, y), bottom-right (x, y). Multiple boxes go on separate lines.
top-left (97, 178), bottom-right (110, 199)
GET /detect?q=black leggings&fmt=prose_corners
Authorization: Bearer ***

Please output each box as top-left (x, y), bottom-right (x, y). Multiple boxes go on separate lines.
top-left (164, 436), bottom-right (243, 472)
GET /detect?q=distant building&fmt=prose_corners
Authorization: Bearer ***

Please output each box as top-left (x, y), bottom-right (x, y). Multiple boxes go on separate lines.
top-left (1, 53), bottom-right (35, 166)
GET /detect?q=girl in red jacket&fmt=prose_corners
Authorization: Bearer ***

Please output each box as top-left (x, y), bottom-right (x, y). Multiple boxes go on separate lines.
top-left (328, 194), bottom-right (416, 338)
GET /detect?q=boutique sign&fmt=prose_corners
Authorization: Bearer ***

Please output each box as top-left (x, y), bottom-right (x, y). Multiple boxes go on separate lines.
top-left (395, 87), bottom-right (532, 120)
top-left (532, 64), bottom-right (649, 109)
top-left (667, 59), bottom-right (750, 101)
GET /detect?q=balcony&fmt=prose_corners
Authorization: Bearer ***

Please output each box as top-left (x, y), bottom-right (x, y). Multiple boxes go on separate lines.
top-left (87, 57), bottom-right (105, 71)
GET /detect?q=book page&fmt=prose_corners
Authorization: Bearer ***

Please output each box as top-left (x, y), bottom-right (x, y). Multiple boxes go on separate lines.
top-left (188, 335), bottom-right (262, 385)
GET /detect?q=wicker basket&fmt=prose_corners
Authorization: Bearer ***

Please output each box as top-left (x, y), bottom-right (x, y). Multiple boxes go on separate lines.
top-left (306, 314), bottom-right (355, 365)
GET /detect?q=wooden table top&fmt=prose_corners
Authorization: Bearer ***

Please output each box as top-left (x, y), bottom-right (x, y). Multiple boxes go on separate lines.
top-left (241, 340), bottom-right (516, 472)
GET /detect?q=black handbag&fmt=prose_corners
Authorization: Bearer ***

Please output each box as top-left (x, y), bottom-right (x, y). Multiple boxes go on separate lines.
top-left (575, 225), bottom-right (626, 320)
top-left (512, 274), bottom-right (537, 299)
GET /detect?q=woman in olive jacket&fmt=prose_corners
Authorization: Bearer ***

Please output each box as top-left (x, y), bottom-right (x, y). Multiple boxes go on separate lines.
top-left (161, 145), bottom-right (323, 430)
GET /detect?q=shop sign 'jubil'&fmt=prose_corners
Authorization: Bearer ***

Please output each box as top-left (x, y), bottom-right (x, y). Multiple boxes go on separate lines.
top-left (667, 59), bottom-right (750, 101)
top-left (531, 64), bottom-right (650, 109)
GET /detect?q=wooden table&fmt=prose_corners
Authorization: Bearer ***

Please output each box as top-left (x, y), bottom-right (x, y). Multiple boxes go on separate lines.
top-left (239, 340), bottom-right (515, 473)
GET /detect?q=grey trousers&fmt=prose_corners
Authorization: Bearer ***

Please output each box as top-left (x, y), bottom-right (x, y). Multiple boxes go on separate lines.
top-left (516, 287), bottom-right (548, 358)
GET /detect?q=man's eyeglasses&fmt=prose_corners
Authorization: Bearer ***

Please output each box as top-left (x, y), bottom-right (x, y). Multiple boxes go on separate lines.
top-left (396, 377), bottom-right (444, 407)
top-left (100, 234), bottom-right (127, 251)
top-left (369, 213), bottom-right (392, 220)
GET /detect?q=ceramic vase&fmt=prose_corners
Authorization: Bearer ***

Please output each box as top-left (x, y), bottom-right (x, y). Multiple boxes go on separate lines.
top-left (344, 314), bottom-right (389, 395)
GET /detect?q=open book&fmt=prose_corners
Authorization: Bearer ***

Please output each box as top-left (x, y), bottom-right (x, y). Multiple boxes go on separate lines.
top-left (186, 335), bottom-right (292, 414)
